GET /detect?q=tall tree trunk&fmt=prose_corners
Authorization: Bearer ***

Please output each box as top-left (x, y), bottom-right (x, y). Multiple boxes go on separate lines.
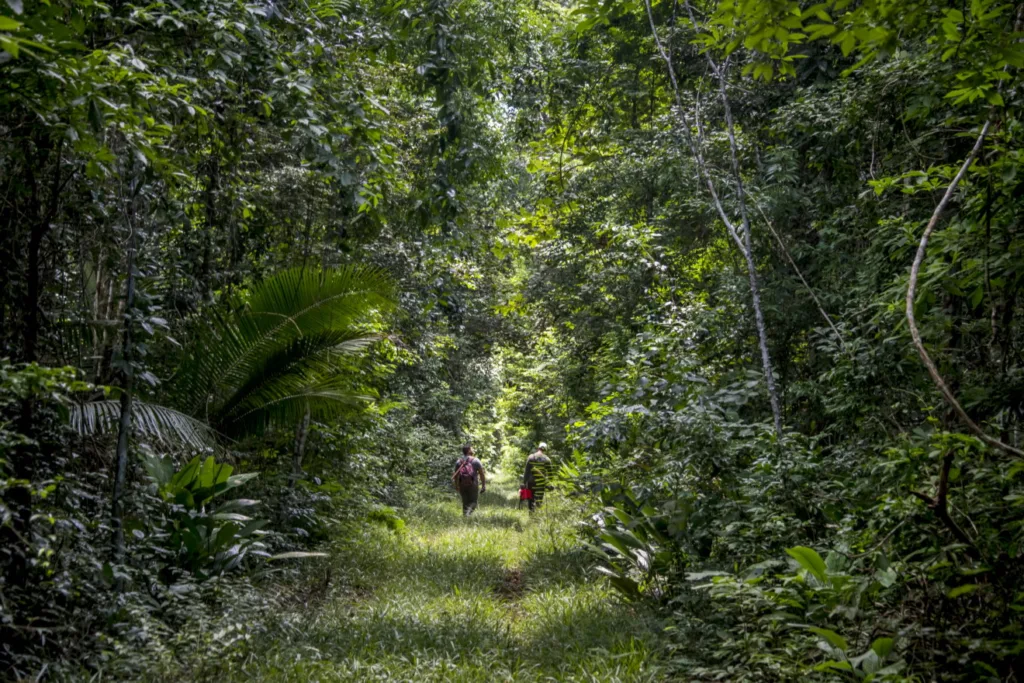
top-left (4, 137), bottom-right (66, 585)
top-left (23, 221), bottom-right (46, 363)
top-left (111, 227), bottom-right (138, 563)
top-left (290, 405), bottom-right (311, 488)
top-left (739, 240), bottom-right (783, 435)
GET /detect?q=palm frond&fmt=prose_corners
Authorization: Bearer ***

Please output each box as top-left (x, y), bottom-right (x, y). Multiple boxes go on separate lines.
top-left (222, 375), bottom-right (376, 436)
top-left (213, 331), bottom-right (379, 432)
top-left (172, 266), bottom-right (396, 417)
top-left (70, 400), bottom-right (217, 450)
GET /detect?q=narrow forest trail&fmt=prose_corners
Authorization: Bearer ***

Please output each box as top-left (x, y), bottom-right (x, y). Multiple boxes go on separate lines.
top-left (243, 474), bottom-right (666, 682)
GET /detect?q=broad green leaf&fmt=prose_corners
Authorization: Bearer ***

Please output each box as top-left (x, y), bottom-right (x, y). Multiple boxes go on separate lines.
top-left (212, 522), bottom-right (241, 551)
top-left (825, 551), bottom-right (848, 573)
top-left (215, 462), bottom-right (233, 485)
top-left (856, 650), bottom-right (882, 675)
top-left (225, 472), bottom-right (259, 489)
top-left (0, 36), bottom-right (19, 58)
top-left (142, 453), bottom-right (174, 487)
top-left (807, 626), bottom-right (848, 652)
top-left (595, 566), bottom-right (641, 598)
top-left (598, 532), bottom-right (634, 559)
top-left (214, 499), bottom-right (260, 514)
top-left (608, 506), bottom-right (633, 526)
top-left (199, 456), bottom-right (216, 488)
top-left (786, 546), bottom-right (828, 582)
top-left (871, 637), bottom-right (894, 658)
top-left (239, 519), bottom-right (269, 537)
top-left (605, 527), bottom-right (648, 550)
top-left (211, 512), bottom-right (252, 522)
top-left (171, 457), bottom-right (201, 490)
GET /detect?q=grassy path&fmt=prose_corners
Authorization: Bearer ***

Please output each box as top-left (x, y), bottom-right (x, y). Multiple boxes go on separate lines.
top-left (244, 474), bottom-right (665, 681)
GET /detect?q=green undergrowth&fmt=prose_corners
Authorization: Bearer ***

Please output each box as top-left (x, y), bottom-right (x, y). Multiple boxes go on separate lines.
top-left (226, 474), bottom-right (665, 682)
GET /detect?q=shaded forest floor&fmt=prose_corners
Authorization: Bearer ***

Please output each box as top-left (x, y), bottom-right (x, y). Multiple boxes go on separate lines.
top-left (230, 474), bottom-right (665, 682)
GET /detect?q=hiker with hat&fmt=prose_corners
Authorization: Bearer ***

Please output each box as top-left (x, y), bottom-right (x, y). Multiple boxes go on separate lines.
top-left (522, 442), bottom-right (551, 512)
top-left (452, 444), bottom-right (486, 516)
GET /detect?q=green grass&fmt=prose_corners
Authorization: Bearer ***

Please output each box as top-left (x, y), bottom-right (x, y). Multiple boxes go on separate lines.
top-left (233, 474), bottom-right (666, 681)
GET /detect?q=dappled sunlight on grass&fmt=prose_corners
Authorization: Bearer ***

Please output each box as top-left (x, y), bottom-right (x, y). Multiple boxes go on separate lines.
top-left (232, 474), bottom-right (664, 682)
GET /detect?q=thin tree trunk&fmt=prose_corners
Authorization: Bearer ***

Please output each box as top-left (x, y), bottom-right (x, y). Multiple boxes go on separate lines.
top-left (290, 405), bottom-right (311, 488)
top-left (642, 0), bottom-right (783, 435)
top-left (738, 238), bottom-right (782, 434)
top-left (4, 139), bottom-right (66, 585)
top-left (24, 220), bottom-right (46, 363)
top-left (715, 66), bottom-right (783, 436)
top-left (23, 137), bottom-right (67, 363)
top-left (200, 156), bottom-right (218, 298)
top-left (111, 224), bottom-right (138, 563)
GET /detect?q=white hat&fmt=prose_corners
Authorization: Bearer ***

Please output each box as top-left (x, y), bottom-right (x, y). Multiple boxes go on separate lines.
top-left (538, 442), bottom-right (548, 450)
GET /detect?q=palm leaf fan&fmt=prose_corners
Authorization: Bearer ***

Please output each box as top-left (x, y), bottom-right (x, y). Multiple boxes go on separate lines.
top-left (172, 265), bottom-right (395, 418)
top-left (71, 265), bottom-right (396, 448)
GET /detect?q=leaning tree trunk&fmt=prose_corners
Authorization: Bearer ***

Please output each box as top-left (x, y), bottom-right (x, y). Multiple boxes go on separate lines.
top-left (905, 120), bottom-right (1023, 458)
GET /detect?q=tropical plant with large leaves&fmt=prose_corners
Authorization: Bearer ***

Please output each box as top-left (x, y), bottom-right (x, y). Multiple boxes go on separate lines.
top-left (74, 266), bottom-right (397, 448)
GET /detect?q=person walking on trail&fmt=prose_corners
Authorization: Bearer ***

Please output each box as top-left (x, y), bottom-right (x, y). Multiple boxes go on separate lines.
top-left (523, 442), bottom-right (551, 512)
top-left (452, 444), bottom-right (486, 516)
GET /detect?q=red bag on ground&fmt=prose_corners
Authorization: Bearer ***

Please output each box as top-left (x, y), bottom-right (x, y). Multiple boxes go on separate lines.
top-left (519, 487), bottom-right (533, 500)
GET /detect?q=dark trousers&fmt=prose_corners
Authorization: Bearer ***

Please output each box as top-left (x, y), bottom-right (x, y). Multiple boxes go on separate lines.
top-left (528, 485), bottom-right (546, 512)
top-left (459, 482), bottom-right (479, 515)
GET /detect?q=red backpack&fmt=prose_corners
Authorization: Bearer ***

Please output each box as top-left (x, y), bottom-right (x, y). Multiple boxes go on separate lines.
top-left (456, 457), bottom-right (476, 486)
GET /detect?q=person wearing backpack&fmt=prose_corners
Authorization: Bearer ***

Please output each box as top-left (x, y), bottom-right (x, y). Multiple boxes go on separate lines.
top-left (452, 444), bottom-right (486, 516)
top-left (522, 442), bottom-right (551, 512)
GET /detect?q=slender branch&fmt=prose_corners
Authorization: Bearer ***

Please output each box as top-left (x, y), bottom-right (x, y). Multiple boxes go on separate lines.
top-left (712, 59), bottom-right (783, 436)
top-left (905, 120), bottom-right (1023, 458)
top-left (642, 0), bottom-right (740, 247)
top-left (753, 202), bottom-right (847, 351)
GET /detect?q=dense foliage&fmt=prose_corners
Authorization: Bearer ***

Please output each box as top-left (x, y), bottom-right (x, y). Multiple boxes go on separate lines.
top-left (2, 0), bottom-right (1024, 679)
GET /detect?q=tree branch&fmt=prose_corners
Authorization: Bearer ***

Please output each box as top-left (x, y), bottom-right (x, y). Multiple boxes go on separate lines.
top-left (905, 120), bottom-right (1023, 458)
top-left (912, 451), bottom-right (979, 555)
top-left (752, 201), bottom-right (847, 352)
